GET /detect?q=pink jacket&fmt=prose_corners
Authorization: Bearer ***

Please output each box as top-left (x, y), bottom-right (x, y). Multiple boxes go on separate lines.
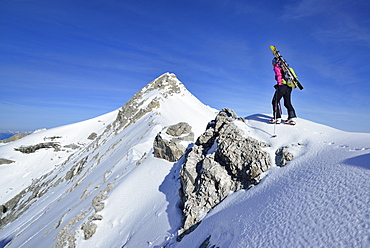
top-left (273, 64), bottom-right (285, 85)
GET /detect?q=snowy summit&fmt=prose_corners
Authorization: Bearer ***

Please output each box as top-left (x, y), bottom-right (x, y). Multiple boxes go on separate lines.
top-left (0, 73), bottom-right (369, 248)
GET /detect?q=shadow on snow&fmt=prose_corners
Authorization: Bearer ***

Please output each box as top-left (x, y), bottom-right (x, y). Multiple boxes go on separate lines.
top-left (0, 237), bottom-right (12, 248)
top-left (244, 114), bottom-right (272, 124)
top-left (157, 155), bottom-right (186, 247)
top-left (343, 153), bottom-right (370, 170)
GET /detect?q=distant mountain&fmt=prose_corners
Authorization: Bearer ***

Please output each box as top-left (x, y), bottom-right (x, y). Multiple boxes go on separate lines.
top-left (0, 131), bottom-right (32, 144)
top-left (0, 73), bottom-right (369, 248)
top-left (0, 131), bottom-right (24, 141)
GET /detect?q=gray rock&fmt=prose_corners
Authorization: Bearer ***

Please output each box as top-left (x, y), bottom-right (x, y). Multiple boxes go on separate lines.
top-left (92, 202), bottom-right (105, 212)
top-left (0, 158), bottom-right (15, 165)
top-left (153, 134), bottom-right (186, 162)
top-left (171, 132), bottom-right (194, 143)
top-left (87, 132), bottom-right (97, 140)
top-left (64, 144), bottom-right (80, 150)
top-left (166, 122), bottom-right (192, 136)
top-left (1, 204), bottom-right (7, 214)
top-left (91, 183), bottom-right (114, 213)
top-left (153, 122), bottom-right (194, 162)
top-left (275, 146), bottom-right (294, 167)
top-left (88, 214), bottom-right (103, 221)
top-left (64, 156), bottom-right (89, 181)
top-left (178, 108), bottom-right (271, 237)
top-left (44, 136), bottom-right (62, 141)
top-left (81, 221), bottom-right (97, 240)
top-left (113, 73), bottom-right (182, 131)
top-left (14, 142), bottom-right (61, 154)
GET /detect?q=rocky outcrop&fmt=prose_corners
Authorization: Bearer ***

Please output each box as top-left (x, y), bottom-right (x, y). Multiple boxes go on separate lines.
top-left (113, 73), bottom-right (184, 131)
top-left (87, 132), bottom-right (97, 140)
top-left (275, 146), bottom-right (294, 167)
top-left (153, 122), bottom-right (194, 162)
top-left (0, 205), bottom-right (7, 214)
top-left (80, 183), bottom-right (114, 240)
top-left (166, 122), bottom-right (192, 137)
top-left (153, 135), bottom-right (186, 162)
top-left (178, 108), bottom-right (271, 237)
top-left (0, 158), bottom-right (15, 165)
top-left (14, 142), bottom-right (61, 154)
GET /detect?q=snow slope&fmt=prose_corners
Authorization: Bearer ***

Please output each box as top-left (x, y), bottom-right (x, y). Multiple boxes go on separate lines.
top-left (0, 73), bottom-right (369, 248)
top-left (0, 110), bottom-right (119, 204)
top-left (0, 73), bottom-right (217, 247)
top-left (175, 114), bottom-right (370, 248)
top-left (175, 115), bottom-right (370, 247)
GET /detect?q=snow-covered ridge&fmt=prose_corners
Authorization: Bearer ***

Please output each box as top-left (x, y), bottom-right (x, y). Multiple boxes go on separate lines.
top-left (113, 72), bottom-right (186, 130)
top-left (0, 73), bottom-right (369, 248)
top-left (0, 72), bottom-right (216, 247)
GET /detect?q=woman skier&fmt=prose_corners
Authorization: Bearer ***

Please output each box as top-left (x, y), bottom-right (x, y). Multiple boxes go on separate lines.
top-left (270, 58), bottom-right (297, 125)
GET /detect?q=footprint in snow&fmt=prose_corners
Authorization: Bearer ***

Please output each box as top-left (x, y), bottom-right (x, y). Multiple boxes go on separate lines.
top-left (321, 141), bottom-right (335, 145)
top-left (350, 147), bottom-right (370, 152)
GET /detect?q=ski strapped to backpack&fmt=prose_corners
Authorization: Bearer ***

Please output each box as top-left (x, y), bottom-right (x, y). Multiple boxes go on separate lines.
top-left (270, 45), bottom-right (304, 90)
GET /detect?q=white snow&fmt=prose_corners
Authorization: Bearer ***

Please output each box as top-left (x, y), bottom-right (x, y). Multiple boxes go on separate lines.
top-left (176, 114), bottom-right (370, 247)
top-left (0, 75), bottom-right (369, 248)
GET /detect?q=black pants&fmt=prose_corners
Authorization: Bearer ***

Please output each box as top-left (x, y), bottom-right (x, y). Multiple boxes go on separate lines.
top-left (272, 84), bottom-right (296, 119)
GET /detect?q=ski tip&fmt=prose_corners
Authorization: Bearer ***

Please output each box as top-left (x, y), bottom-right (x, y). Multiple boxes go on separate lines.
top-left (269, 45), bottom-right (276, 51)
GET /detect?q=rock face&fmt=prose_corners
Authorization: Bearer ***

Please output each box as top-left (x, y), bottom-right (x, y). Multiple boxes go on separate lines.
top-left (275, 146), bottom-right (294, 167)
top-left (153, 122), bottom-right (194, 162)
top-left (179, 108), bottom-right (271, 237)
top-left (14, 142), bottom-right (61, 153)
top-left (113, 73), bottom-right (183, 131)
top-left (166, 122), bottom-right (192, 137)
top-left (0, 205), bottom-right (7, 214)
top-left (87, 132), bottom-right (97, 140)
top-left (0, 158), bottom-right (15, 165)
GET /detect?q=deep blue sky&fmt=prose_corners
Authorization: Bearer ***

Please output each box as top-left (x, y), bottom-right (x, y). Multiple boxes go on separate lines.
top-left (1, 0), bottom-right (370, 133)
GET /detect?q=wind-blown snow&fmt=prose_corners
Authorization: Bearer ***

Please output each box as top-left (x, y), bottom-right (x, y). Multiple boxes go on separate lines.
top-left (176, 114), bottom-right (370, 247)
top-left (0, 74), bottom-right (369, 248)
top-left (0, 110), bottom-right (119, 204)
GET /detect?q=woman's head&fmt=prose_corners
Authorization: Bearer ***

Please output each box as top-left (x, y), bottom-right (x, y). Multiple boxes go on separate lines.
top-left (272, 58), bottom-right (281, 67)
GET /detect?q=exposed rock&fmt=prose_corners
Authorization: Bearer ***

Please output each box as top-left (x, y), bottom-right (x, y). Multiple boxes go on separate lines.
top-left (0, 158), bottom-right (15, 165)
top-left (153, 134), bottom-right (186, 162)
top-left (80, 183), bottom-right (114, 240)
top-left (171, 132), bottom-right (194, 143)
top-left (91, 183), bottom-right (114, 213)
top-left (14, 142), bottom-right (61, 154)
top-left (0, 170), bottom-right (63, 230)
top-left (44, 136), bottom-right (62, 141)
top-left (166, 122), bottom-right (192, 136)
top-left (153, 122), bottom-right (195, 162)
top-left (88, 214), bottom-right (103, 221)
top-left (113, 73), bottom-right (183, 131)
top-left (275, 146), bottom-right (294, 167)
top-left (87, 132), bottom-right (97, 140)
top-left (1, 205), bottom-right (7, 214)
top-left (81, 221), bottom-right (97, 240)
top-left (136, 152), bottom-right (148, 166)
top-left (53, 211), bottom-right (87, 248)
top-left (65, 156), bottom-right (89, 181)
top-left (64, 144), bottom-right (80, 150)
top-left (178, 108), bottom-right (271, 238)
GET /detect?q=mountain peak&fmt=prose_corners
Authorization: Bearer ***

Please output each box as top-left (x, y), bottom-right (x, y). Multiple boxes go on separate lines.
top-left (113, 72), bottom-right (187, 130)
top-left (2, 72), bottom-right (368, 248)
top-left (144, 72), bottom-right (184, 95)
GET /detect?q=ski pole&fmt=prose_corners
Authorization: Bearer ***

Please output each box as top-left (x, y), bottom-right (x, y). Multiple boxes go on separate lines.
top-left (272, 90), bottom-right (278, 138)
